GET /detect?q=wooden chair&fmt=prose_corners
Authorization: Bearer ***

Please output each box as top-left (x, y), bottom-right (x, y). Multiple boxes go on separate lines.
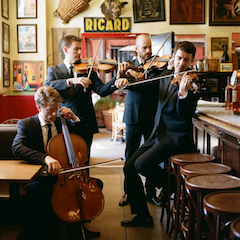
top-left (111, 109), bottom-right (125, 143)
top-left (230, 217), bottom-right (240, 240)
top-left (2, 119), bottom-right (20, 124)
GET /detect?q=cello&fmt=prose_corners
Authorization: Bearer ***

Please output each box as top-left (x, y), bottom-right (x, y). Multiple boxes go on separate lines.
top-left (46, 115), bottom-right (104, 226)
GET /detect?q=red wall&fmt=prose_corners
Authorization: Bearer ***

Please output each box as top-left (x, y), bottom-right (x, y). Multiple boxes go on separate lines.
top-left (0, 95), bottom-right (38, 123)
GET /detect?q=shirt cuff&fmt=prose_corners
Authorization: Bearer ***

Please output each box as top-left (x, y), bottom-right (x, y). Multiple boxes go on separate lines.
top-left (178, 92), bottom-right (188, 99)
top-left (66, 79), bottom-right (72, 87)
top-left (71, 116), bottom-right (81, 123)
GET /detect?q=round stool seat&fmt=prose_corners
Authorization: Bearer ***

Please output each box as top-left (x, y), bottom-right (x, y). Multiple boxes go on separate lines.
top-left (180, 162), bottom-right (231, 177)
top-left (231, 217), bottom-right (240, 239)
top-left (204, 190), bottom-right (240, 217)
top-left (171, 153), bottom-right (215, 165)
top-left (185, 174), bottom-right (240, 192)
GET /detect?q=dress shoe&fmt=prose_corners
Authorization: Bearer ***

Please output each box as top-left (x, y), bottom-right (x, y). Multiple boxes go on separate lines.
top-left (119, 194), bottom-right (130, 206)
top-left (121, 215), bottom-right (154, 227)
top-left (146, 195), bottom-right (162, 207)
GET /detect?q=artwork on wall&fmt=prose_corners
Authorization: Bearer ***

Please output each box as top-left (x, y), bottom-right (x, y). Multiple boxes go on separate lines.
top-left (211, 37), bottom-right (228, 51)
top-left (13, 60), bottom-right (43, 91)
top-left (1, 0), bottom-right (9, 19)
top-left (52, 28), bottom-right (79, 66)
top-left (209, 0), bottom-right (240, 25)
top-left (132, 0), bottom-right (165, 23)
top-left (2, 22), bottom-right (9, 54)
top-left (3, 57), bottom-right (10, 87)
top-left (170, 0), bottom-right (205, 24)
top-left (17, 24), bottom-right (37, 53)
top-left (17, 0), bottom-right (37, 19)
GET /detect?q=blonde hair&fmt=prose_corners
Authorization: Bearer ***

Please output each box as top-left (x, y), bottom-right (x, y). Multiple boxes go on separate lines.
top-left (34, 86), bottom-right (61, 108)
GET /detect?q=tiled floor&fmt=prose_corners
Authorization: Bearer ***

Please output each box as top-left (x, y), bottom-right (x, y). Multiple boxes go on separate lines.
top-left (86, 128), bottom-right (172, 240)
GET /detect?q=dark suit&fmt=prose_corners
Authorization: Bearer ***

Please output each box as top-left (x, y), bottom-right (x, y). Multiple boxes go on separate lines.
top-left (12, 114), bottom-right (92, 240)
top-left (125, 70), bottom-right (199, 216)
top-left (45, 62), bottom-right (117, 135)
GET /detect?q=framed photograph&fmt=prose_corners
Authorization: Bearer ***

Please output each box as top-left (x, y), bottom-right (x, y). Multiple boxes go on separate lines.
top-left (13, 60), bottom-right (43, 91)
top-left (211, 37), bottom-right (228, 51)
top-left (209, 0), bottom-right (240, 26)
top-left (170, 0), bottom-right (205, 24)
top-left (17, 24), bottom-right (37, 53)
top-left (2, 0), bottom-right (9, 19)
top-left (3, 57), bottom-right (10, 87)
top-left (2, 22), bottom-right (9, 54)
top-left (52, 28), bottom-right (79, 65)
top-left (220, 63), bottom-right (233, 72)
top-left (17, 0), bottom-right (37, 19)
top-left (132, 0), bottom-right (165, 23)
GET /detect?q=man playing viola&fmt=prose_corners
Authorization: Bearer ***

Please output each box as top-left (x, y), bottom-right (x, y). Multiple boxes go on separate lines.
top-left (118, 41), bottom-right (199, 227)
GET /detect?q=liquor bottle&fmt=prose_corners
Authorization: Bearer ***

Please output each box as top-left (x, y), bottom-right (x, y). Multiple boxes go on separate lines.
top-left (208, 52), bottom-right (214, 59)
top-left (225, 76), bottom-right (232, 110)
top-left (232, 71), bottom-right (240, 112)
top-left (221, 45), bottom-right (229, 63)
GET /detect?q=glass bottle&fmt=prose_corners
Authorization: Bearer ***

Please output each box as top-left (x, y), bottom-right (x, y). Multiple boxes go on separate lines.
top-left (208, 52), bottom-right (214, 59)
top-left (225, 76), bottom-right (232, 110)
top-left (221, 45), bottom-right (229, 63)
top-left (232, 71), bottom-right (240, 112)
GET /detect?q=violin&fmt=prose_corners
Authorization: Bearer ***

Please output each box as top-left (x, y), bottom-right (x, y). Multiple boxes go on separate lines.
top-left (143, 55), bottom-right (170, 71)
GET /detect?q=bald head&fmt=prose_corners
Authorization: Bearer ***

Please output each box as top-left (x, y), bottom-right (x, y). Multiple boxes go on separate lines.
top-left (135, 35), bottom-right (152, 62)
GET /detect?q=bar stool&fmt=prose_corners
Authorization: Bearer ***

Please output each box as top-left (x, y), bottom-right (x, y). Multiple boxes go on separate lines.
top-left (185, 174), bottom-right (240, 240)
top-left (203, 190), bottom-right (240, 240)
top-left (170, 153), bottom-right (215, 240)
top-left (180, 162), bottom-right (232, 239)
top-left (230, 217), bottom-right (240, 239)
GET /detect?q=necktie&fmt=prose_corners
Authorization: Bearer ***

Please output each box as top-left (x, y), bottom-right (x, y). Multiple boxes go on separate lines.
top-left (46, 123), bottom-right (52, 145)
top-left (69, 65), bottom-right (74, 78)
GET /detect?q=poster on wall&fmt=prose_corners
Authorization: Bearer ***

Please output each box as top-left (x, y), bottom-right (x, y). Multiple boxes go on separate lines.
top-left (17, 0), bottom-right (37, 19)
top-left (13, 60), bottom-right (43, 91)
top-left (3, 57), bottom-right (10, 87)
top-left (2, 22), bottom-right (9, 53)
top-left (52, 28), bottom-right (79, 66)
top-left (1, 0), bottom-right (9, 19)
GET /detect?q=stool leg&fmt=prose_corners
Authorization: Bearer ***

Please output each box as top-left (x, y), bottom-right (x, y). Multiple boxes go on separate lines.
top-left (186, 190), bottom-right (195, 240)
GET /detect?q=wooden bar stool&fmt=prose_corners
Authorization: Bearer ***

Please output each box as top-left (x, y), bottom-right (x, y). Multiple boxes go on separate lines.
top-left (180, 162), bottom-right (232, 239)
top-left (185, 175), bottom-right (240, 240)
top-left (230, 217), bottom-right (240, 239)
top-left (203, 191), bottom-right (240, 240)
top-left (170, 153), bottom-right (215, 240)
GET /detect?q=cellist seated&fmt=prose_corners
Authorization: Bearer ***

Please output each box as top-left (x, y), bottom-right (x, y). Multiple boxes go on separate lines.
top-left (12, 86), bottom-right (101, 240)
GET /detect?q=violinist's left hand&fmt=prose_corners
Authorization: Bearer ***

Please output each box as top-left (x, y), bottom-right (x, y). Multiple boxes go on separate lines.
top-left (59, 106), bottom-right (78, 122)
top-left (178, 72), bottom-right (193, 97)
top-left (115, 78), bottom-right (128, 89)
top-left (116, 62), bottom-right (130, 79)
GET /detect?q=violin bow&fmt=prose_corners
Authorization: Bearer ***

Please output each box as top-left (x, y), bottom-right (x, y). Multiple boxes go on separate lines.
top-left (143, 31), bottom-right (173, 76)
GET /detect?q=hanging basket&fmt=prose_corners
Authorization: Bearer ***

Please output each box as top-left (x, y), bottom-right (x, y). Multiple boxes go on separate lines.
top-left (54, 0), bottom-right (91, 24)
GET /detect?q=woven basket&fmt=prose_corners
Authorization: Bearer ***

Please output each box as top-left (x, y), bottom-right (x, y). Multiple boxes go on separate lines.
top-left (54, 0), bottom-right (91, 24)
top-left (207, 58), bottom-right (219, 72)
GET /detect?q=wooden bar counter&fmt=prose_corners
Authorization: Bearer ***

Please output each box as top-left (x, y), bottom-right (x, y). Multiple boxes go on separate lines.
top-left (193, 104), bottom-right (240, 176)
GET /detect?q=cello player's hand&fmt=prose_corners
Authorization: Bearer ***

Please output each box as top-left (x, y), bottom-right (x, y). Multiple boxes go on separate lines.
top-left (44, 156), bottom-right (62, 176)
top-left (59, 106), bottom-right (78, 122)
top-left (115, 78), bottom-right (128, 89)
top-left (68, 77), bottom-right (92, 89)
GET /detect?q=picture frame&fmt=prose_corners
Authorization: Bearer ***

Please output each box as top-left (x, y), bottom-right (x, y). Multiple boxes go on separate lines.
top-left (17, 0), bottom-right (37, 19)
top-left (13, 60), bottom-right (43, 91)
top-left (209, 0), bottom-right (240, 26)
top-left (2, 22), bottom-right (9, 54)
top-left (170, 0), bottom-right (205, 24)
top-left (1, 0), bottom-right (9, 19)
top-left (3, 57), bottom-right (10, 87)
top-left (17, 24), bottom-right (37, 53)
top-left (132, 0), bottom-right (165, 23)
top-left (220, 63), bottom-right (233, 72)
top-left (211, 37), bottom-right (228, 51)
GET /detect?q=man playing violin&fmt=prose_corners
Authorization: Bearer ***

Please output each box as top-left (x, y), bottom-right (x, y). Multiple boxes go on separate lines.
top-left (45, 35), bottom-right (126, 157)
top-left (12, 86), bottom-right (101, 240)
top-left (118, 41), bottom-right (199, 227)
top-left (118, 34), bottom-right (165, 207)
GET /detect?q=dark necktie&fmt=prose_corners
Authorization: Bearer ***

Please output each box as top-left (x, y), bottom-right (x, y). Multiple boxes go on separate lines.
top-left (46, 123), bottom-right (52, 145)
top-left (69, 65), bottom-right (74, 78)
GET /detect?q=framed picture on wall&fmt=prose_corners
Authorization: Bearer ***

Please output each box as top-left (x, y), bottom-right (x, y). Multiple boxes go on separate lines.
top-left (2, 22), bottom-right (9, 54)
top-left (170, 0), bottom-right (205, 24)
top-left (132, 0), bottom-right (165, 23)
top-left (1, 0), bottom-right (9, 19)
top-left (17, 0), bottom-right (37, 19)
top-left (209, 0), bottom-right (240, 25)
top-left (3, 57), bottom-right (10, 87)
top-left (17, 24), bottom-right (37, 53)
top-left (211, 37), bottom-right (228, 51)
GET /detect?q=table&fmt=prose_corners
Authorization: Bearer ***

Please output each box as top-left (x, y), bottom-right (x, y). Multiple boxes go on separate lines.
top-left (0, 160), bottom-right (42, 223)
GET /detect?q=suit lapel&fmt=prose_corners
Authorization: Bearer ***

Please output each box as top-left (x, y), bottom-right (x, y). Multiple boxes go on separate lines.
top-left (32, 115), bottom-right (45, 153)
top-left (54, 117), bottom-right (62, 134)
top-left (59, 62), bottom-right (70, 78)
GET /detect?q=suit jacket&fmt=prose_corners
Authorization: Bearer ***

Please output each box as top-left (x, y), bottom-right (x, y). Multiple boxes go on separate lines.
top-left (123, 58), bottom-right (159, 125)
top-left (12, 114), bottom-right (92, 165)
top-left (45, 62), bottom-right (117, 133)
top-left (150, 69), bottom-right (199, 150)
